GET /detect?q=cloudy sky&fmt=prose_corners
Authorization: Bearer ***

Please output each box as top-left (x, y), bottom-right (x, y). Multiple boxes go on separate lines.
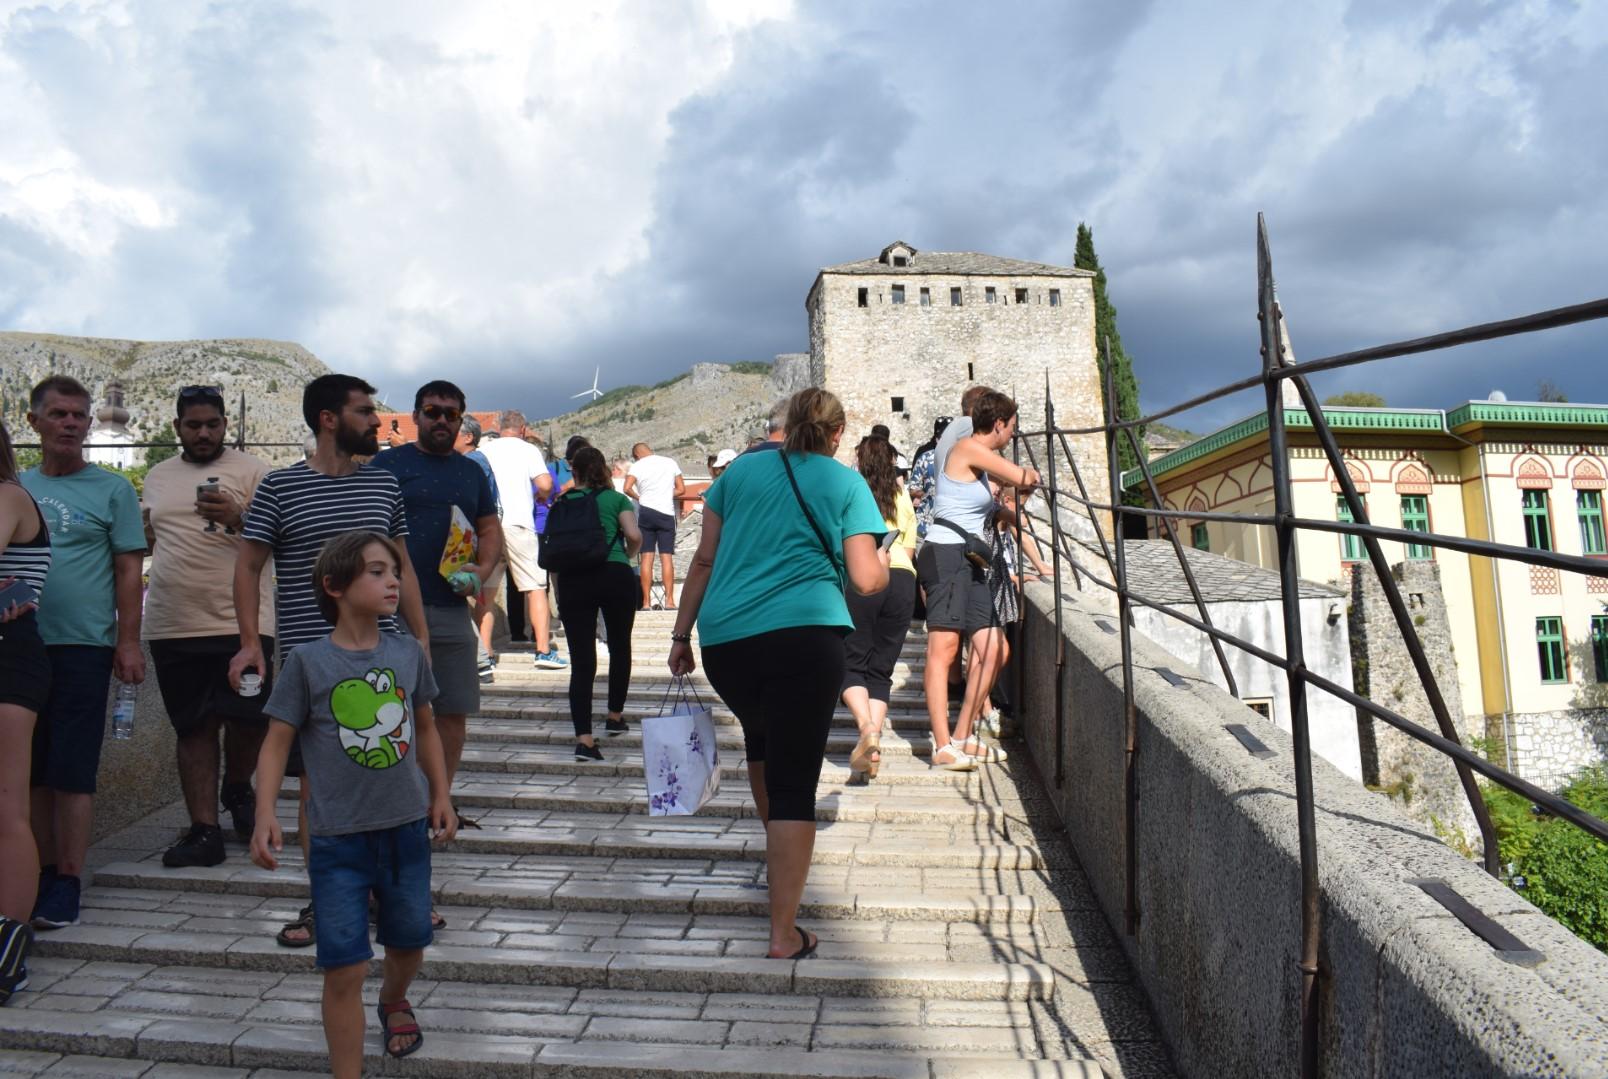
top-left (3, 0), bottom-right (1605, 432)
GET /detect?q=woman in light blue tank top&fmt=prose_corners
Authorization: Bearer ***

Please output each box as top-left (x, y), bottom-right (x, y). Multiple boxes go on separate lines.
top-left (915, 390), bottom-right (1041, 771)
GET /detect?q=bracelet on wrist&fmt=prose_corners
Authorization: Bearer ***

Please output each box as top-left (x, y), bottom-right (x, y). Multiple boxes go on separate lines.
top-left (670, 632), bottom-right (692, 643)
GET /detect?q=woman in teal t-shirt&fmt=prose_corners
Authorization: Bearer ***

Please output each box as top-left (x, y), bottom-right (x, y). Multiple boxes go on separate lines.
top-left (670, 388), bottom-right (888, 960)
top-left (552, 447), bottom-right (641, 762)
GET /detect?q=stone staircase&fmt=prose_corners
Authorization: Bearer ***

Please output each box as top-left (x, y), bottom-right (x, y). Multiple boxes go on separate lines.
top-left (0, 612), bottom-right (1172, 1078)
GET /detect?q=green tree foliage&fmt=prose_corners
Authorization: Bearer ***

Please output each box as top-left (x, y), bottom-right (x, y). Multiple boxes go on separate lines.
top-left (144, 425), bottom-right (179, 467)
top-left (1483, 765), bottom-right (1608, 952)
top-left (1074, 224), bottom-right (1144, 504)
top-left (1322, 392), bottom-right (1387, 408)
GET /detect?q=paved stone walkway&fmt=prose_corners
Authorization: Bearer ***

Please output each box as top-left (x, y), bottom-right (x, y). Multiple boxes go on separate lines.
top-left (0, 613), bottom-right (1173, 1077)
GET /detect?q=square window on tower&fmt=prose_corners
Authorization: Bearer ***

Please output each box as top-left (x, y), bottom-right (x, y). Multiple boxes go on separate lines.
top-left (950, 287), bottom-right (962, 306)
top-left (891, 284), bottom-right (905, 305)
top-left (1049, 289), bottom-right (1061, 306)
top-left (857, 287), bottom-right (868, 308)
top-left (985, 287), bottom-right (997, 304)
top-left (891, 396), bottom-right (905, 413)
top-left (1014, 287), bottom-right (1028, 304)
top-left (919, 287), bottom-right (930, 306)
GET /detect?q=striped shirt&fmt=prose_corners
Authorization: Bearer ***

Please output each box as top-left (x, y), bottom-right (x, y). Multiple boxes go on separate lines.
top-left (0, 483), bottom-right (51, 596)
top-left (241, 462), bottom-right (408, 651)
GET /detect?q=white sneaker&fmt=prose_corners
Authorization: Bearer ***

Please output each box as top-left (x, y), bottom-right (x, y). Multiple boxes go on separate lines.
top-left (975, 710), bottom-right (1002, 738)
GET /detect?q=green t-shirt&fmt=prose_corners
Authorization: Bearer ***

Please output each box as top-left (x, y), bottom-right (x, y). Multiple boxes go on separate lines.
top-left (697, 450), bottom-right (886, 647)
top-left (20, 464), bottom-right (146, 647)
top-left (556, 486), bottom-right (636, 567)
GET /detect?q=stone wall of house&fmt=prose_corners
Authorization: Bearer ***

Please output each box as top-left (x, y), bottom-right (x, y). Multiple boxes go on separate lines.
top-left (1349, 560), bottom-right (1483, 850)
top-left (1498, 708), bottom-right (1608, 789)
top-left (810, 270), bottom-right (1109, 536)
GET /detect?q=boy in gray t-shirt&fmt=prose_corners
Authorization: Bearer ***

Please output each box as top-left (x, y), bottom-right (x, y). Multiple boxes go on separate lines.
top-left (251, 531), bottom-right (455, 1070)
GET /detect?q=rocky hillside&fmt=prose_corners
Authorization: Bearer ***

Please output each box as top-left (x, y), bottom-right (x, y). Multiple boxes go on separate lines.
top-left (531, 353), bottom-right (812, 473)
top-left (0, 333), bottom-right (327, 465)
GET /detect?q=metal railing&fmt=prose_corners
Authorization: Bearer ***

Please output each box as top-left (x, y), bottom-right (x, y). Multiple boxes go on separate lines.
top-left (1007, 213), bottom-right (1608, 1079)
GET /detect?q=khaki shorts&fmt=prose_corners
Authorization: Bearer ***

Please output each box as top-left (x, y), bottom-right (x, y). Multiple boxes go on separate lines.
top-left (504, 524), bottom-right (547, 591)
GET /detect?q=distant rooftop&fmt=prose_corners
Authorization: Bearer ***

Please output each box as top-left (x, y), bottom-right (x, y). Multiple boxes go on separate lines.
top-left (1124, 540), bottom-right (1345, 603)
top-left (819, 239), bottom-right (1093, 279)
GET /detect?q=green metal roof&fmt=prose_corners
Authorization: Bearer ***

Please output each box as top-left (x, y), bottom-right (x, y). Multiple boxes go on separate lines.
top-left (1121, 401), bottom-right (1608, 491)
top-left (1445, 401), bottom-right (1608, 429)
top-left (1121, 408), bottom-right (1444, 489)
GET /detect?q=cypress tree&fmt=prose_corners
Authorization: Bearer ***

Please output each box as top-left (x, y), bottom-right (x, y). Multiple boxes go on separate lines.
top-left (1074, 223), bottom-right (1145, 504)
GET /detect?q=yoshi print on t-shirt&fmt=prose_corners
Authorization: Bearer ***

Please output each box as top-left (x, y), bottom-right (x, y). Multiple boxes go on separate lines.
top-left (332, 667), bottom-right (414, 769)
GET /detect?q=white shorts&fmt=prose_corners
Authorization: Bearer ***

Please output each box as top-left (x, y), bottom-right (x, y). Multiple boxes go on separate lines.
top-left (504, 525), bottom-right (547, 591)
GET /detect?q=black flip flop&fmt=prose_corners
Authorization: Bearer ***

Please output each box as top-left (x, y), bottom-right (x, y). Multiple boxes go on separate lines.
top-left (787, 927), bottom-right (818, 959)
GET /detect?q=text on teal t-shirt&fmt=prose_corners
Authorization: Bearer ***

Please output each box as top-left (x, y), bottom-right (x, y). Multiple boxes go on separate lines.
top-left (697, 450), bottom-right (886, 647)
top-left (20, 465), bottom-right (146, 647)
top-left (555, 486), bottom-right (635, 567)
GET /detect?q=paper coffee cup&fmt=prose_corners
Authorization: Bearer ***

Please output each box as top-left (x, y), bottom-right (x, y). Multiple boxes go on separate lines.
top-left (239, 673), bottom-right (263, 697)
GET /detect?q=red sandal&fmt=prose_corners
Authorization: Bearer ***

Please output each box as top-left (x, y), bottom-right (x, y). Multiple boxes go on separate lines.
top-left (376, 998), bottom-right (423, 1058)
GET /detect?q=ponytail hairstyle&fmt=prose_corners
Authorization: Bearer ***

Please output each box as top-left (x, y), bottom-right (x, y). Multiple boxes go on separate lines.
top-left (781, 388), bottom-right (846, 456)
top-left (854, 435), bottom-right (899, 521)
top-left (571, 445), bottom-right (612, 490)
top-left (0, 420), bottom-right (16, 483)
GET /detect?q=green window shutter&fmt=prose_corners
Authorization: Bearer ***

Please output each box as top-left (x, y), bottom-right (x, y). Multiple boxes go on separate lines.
top-left (1593, 615), bottom-right (1608, 683)
top-left (1400, 495), bottom-right (1431, 560)
top-left (1337, 496), bottom-right (1364, 562)
top-left (1522, 490), bottom-right (1553, 551)
top-left (1577, 490), bottom-right (1606, 555)
top-left (1191, 523), bottom-right (1209, 551)
top-left (1536, 617), bottom-right (1567, 683)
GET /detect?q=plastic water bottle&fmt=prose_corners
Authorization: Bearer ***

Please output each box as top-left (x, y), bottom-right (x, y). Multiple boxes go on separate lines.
top-left (110, 681), bottom-right (138, 740)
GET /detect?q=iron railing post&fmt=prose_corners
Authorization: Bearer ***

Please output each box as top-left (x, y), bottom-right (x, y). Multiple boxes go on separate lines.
top-left (1045, 377), bottom-right (1066, 788)
top-left (1285, 372), bottom-right (1502, 875)
top-left (1257, 214), bottom-right (1321, 1079)
top-left (1012, 427), bottom-right (1026, 748)
top-left (1103, 339), bottom-right (1140, 936)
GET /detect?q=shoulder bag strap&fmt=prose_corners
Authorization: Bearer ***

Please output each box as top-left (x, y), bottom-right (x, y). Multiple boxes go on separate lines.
top-left (778, 451), bottom-right (844, 587)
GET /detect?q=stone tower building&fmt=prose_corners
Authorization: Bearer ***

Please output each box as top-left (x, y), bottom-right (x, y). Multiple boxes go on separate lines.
top-left (806, 240), bottom-right (1109, 523)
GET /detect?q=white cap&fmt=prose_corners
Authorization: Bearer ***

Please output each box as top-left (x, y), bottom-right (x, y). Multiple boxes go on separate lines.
top-left (713, 448), bottom-right (739, 468)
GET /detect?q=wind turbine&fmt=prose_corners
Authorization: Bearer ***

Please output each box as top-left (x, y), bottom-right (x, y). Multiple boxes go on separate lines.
top-left (572, 368), bottom-right (604, 402)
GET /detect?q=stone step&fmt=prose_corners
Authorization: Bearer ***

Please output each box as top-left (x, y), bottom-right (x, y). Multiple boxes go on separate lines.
top-left (478, 686), bottom-right (947, 720)
top-left (0, 960), bottom-right (1104, 1075)
top-left (423, 773), bottom-right (1046, 826)
top-left (29, 889), bottom-right (1054, 1003)
top-left (446, 742), bottom-right (1017, 788)
top-left (465, 715), bottom-right (952, 755)
top-left (239, 799), bottom-right (1050, 869)
top-left (84, 862), bottom-right (1055, 923)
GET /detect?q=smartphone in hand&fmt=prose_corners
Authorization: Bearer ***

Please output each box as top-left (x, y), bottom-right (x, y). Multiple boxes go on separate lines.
top-left (879, 530), bottom-right (899, 552)
top-left (0, 577), bottom-right (38, 610)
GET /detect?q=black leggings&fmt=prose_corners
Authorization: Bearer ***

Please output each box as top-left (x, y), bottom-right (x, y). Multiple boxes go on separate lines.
top-left (842, 569), bottom-right (916, 703)
top-left (701, 625), bottom-right (844, 822)
top-left (556, 561), bottom-right (638, 738)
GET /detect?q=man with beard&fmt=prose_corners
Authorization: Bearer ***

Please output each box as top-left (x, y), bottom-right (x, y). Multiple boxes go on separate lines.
top-left (374, 381), bottom-right (500, 791)
top-left (229, 374), bottom-right (429, 948)
top-left (142, 387), bottom-right (276, 868)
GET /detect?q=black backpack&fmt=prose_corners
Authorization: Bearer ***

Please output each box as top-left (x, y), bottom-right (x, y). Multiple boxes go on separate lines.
top-left (538, 489), bottom-right (618, 572)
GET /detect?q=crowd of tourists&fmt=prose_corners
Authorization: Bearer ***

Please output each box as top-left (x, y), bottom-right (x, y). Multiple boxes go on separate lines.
top-left (0, 370), bottom-right (1041, 1074)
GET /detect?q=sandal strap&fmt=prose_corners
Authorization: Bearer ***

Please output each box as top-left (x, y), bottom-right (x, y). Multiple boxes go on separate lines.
top-left (378, 998), bottom-right (414, 1017)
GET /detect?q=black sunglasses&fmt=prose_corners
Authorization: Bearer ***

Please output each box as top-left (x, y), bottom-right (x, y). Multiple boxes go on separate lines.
top-left (420, 405), bottom-right (462, 422)
top-left (179, 385), bottom-right (224, 400)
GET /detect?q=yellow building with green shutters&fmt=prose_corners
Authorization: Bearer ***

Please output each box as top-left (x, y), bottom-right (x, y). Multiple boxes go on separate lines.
top-left (1125, 398), bottom-right (1608, 788)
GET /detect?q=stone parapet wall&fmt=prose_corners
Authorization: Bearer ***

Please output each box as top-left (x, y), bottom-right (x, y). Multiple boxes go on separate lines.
top-left (1018, 581), bottom-right (1608, 1077)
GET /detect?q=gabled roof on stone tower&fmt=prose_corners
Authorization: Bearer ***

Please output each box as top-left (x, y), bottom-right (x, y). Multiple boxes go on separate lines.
top-left (820, 248), bottom-right (1093, 278)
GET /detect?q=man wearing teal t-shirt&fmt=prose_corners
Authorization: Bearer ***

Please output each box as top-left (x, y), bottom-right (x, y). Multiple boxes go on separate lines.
top-left (20, 376), bottom-right (148, 931)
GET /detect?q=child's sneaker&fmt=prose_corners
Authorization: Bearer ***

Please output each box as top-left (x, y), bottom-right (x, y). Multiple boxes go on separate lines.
top-left (534, 649), bottom-right (568, 670)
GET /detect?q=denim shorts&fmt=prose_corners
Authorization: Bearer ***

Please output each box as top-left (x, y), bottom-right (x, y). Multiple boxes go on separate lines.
top-left (306, 818), bottom-right (433, 970)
